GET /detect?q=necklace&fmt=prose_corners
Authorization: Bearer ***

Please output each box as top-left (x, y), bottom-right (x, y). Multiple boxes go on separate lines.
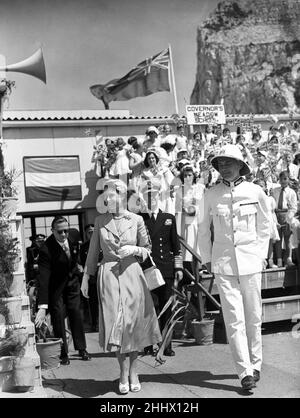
top-left (112, 212), bottom-right (126, 220)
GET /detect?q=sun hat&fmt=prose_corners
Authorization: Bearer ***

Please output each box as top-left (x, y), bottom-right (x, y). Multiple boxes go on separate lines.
top-left (97, 178), bottom-right (127, 194)
top-left (146, 126), bottom-right (159, 135)
top-left (160, 135), bottom-right (176, 146)
top-left (211, 144), bottom-right (251, 176)
top-left (144, 147), bottom-right (160, 161)
top-left (177, 148), bottom-right (188, 154)
top-left (30, 234), bottom-right (46, 241)
top-left (181, 163), bottom-right (195, 173)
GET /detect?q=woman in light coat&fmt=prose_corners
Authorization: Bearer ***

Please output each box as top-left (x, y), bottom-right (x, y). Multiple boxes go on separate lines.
top-left (81, 179), bottom-right (161, 394)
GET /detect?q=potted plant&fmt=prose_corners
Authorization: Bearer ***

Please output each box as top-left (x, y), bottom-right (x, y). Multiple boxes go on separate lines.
top-left (0, 212), bottom-right (23, 301)
top-left (155, 286), bottom-right (202, 364)
top-left (35, 317), bottom-right (62, 371)
top-left (0, 319), bottom-right (29, 392)
top-left (155, 284), bottom-right (216, 365)
top-left (0, 168), bottom-right (20, 218)
top-left (0, 198), bottom-right (31, 392)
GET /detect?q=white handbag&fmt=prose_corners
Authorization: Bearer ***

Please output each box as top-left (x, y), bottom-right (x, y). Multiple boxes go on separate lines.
top-left (142, 253), bottom-right (165, 291)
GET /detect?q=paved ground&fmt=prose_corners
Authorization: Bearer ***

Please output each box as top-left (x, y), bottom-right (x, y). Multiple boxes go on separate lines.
top-left (41, 321), bottom-right (300, 399)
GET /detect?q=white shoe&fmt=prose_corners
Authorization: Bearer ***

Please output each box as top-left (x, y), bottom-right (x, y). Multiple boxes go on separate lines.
top-left (130, 376), bottom-right (141, 392)
top-left (119, 381), bottom-right (129, 394)
top-left (286, 258), bottom-right (295, 267)
top-left (268, 260), bottom-right (278, 269)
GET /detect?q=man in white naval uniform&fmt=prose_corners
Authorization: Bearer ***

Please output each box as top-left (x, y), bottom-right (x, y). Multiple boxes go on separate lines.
top-left (198, 144), bottom-right (270, 391)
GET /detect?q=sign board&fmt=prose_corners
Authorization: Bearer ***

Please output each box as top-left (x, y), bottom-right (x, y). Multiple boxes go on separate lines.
top-left (185, 105), bottom-right (226, 125)
top-left (226, 114), bottom-right (258, 131)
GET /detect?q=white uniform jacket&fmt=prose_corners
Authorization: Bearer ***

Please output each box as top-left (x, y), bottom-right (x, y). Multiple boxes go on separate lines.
top-left (198, 178), bottom-right (270, 276)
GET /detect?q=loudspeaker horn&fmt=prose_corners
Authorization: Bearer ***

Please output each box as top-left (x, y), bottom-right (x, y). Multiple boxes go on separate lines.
top-left (0, 48), bottom-right (46, 84)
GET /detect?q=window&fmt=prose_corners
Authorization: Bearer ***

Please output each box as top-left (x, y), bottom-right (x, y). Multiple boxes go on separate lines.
top-left (23, 212), bottom-right (84, 254)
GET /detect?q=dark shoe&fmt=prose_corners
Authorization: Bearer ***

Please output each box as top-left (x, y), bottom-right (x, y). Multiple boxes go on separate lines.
top-left (253, 369), bottom-right (260, 382)
top-left (144, 345), bottom-right (154, 356)
top-left (163, 348), bottom-right (175, 357)
top-left (60, 356), bottom-right (70, 365)
top-left (241, 375), bottom-right (256, 390)
top-left (79, 349), bottom-right (91, 361)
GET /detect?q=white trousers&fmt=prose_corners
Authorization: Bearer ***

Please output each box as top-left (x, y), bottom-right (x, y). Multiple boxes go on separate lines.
top-left (215, 273), bottom-right (262, 380)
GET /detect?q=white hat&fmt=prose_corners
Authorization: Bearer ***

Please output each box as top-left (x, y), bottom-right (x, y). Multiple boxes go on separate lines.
top-left (211, 144), bottom-right (251, 176)
top-left (145, 147), bottom-right (160, 158)
top-left (161, 135), bottom-right (176, 146)
top-left (177, 158), bottom-right (191, 169)
top-left (177, 148), bottom-right (188, 154)
top-left (101, 178), bottom-right (127, 194)
top-left (146, 126), bottom-right (159, 135)
top-left (181, 163), bottom-right (195, 173)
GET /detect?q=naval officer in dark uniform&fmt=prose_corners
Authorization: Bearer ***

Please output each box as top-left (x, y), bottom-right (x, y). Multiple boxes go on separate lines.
top-left (140, 178), bottom-right (183, 356)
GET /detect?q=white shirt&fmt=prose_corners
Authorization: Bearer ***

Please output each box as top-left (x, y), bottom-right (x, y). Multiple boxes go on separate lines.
top-left (276, 161), bottom-right (299, 180)
top-left (149, 210), bottom-right (159, 220)
top-left (175, 135), bottom-right (187, 150)
top-left (272, 185), bottom-right (297, 221)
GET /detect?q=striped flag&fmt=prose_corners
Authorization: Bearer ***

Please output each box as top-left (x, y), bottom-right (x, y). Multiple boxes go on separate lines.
top-left (24, 156), bottom-right (82, 202)
top-left (90, 48), bottom-right (170, 108)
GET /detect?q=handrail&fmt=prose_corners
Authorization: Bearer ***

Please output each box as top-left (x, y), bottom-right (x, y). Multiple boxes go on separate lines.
top-left (178, 234), bottom-right (221, 313)
top-left (184, 268), bottom-right (221, 310)
top-left (178, 235), bottom-right (202, 264)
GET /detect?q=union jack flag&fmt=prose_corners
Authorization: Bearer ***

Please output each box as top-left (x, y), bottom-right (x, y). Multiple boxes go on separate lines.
top-left (90, 48), bottom-right (171, 108)
top-left (128, 48), bottom-right (170, 79)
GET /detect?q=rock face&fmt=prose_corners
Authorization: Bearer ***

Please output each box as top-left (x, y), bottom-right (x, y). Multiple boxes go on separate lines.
top-left (190, 0), bottom-right (300, 114)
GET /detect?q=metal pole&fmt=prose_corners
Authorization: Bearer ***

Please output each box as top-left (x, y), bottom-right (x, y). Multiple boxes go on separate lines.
top-left (0, 92), bottom-right (5, 176)
top-left (0, 54), bottom-right (6, 175)
top-left (168, 44), bottom-right (179, 115)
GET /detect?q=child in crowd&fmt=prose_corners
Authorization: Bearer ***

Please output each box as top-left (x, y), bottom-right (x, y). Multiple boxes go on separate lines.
top-left (272, 171), bottom-right (298, 267)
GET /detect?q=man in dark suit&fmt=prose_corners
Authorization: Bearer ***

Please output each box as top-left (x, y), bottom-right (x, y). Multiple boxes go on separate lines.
top-left (35, 216), bottom-right (91, 365)
top-left (140, 179), bottom-right (183, 356)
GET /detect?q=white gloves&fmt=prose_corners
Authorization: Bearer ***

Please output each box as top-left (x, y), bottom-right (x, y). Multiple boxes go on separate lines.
top-left (81, 266), bottom-right (89, 299)
top-left (35, 308), bottom-right (46, 328)
top-left (118, 245), bottom-right (141, 259)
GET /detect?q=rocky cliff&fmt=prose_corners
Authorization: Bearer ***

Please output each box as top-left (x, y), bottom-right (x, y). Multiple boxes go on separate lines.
top-left (190, 0), bottom-right (300, 114)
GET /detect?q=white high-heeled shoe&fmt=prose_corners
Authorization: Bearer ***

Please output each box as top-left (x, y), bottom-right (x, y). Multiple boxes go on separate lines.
top-left (130, 377), bottom-right (141, 392)
top-left (119, 381), bottom-right (129, 394)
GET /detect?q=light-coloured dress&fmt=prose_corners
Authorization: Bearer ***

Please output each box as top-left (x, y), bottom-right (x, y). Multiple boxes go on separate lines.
top-left (175, 182), bottom-right (205, 261)
top-left (266, 195), bottom-right (280, 241)
top-left (138, 166), bottom-right (175, 213)
top-left (85, 211), bottom-right (161, 353)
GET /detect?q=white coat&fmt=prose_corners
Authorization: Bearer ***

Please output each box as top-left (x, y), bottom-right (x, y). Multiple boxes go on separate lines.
top-left (198, 179), bottom-right (270, 276)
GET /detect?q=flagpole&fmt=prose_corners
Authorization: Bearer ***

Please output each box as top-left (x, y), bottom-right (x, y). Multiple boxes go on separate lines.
top-left (168, 44), bottom-right (179, 115)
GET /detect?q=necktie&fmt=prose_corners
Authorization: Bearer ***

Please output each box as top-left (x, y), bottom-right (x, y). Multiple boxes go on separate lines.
top-left (150, 213), bottom-right (156, 222)
top-left (278, 188), bottom-right (285, 210)
top-left (62, 242), bottom-right (71, 259)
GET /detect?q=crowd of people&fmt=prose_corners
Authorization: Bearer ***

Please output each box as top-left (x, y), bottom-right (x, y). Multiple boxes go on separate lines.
top-left (92, 119), bottom-right (300, 269)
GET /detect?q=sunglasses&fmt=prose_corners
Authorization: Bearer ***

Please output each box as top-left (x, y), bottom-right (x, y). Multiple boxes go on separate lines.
top-left (55, 229), bottom-right (69, 234)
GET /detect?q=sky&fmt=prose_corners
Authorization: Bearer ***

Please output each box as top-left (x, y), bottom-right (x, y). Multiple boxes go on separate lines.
top-left (0, 0), bottom-right (219, 117)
